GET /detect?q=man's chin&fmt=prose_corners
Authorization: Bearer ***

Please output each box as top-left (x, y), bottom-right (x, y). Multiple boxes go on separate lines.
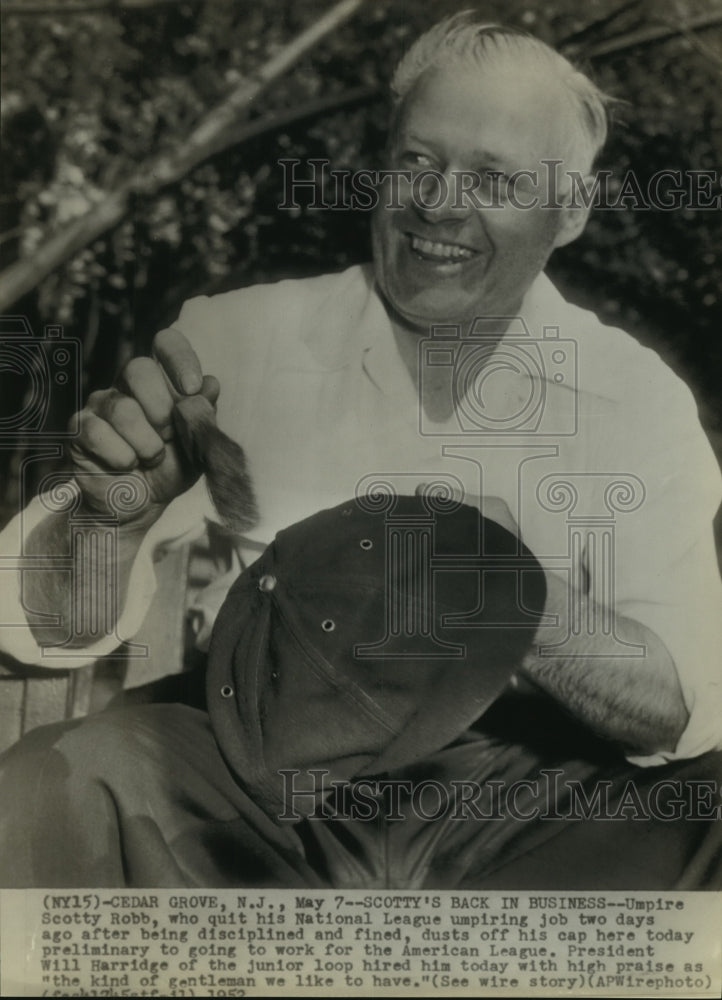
top-left (384, 290), bottom-right (478, 333)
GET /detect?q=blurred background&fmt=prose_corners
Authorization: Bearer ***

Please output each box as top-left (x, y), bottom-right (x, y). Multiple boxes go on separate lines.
top-left (1, 0), bottom-right (721, 530)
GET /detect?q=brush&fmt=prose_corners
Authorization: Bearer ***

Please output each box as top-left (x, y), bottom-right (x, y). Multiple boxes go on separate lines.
top-left (173, 391), bottom-right (258, 535)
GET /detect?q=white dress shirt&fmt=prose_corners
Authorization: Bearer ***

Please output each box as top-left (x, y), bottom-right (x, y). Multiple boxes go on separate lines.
top-left (2, 264), bottom-right (720, 765)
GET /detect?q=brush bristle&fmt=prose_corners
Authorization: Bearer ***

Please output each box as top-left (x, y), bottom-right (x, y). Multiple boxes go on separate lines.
top-left (173, 395), bottom-right (259, 534)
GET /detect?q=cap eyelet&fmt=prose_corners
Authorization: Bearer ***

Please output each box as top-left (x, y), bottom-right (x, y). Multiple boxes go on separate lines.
top-left (360, 539), bottom-right (373, 550)
top-left (220, 685), bottom-right (234, 698)
top-left (258, 574), bottom-right (277, 593)
top-left (321, 619), bottom-right (336, 632)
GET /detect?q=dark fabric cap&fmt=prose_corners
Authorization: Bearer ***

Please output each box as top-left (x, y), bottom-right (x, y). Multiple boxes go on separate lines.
top-left (207, 495), bottom-right (546, 818)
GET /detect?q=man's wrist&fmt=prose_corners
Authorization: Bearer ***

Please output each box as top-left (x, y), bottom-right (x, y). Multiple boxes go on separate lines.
top-left (77, 499), bottom-right (164, 535)
top-left (74, 478), bottom-right (167, 534)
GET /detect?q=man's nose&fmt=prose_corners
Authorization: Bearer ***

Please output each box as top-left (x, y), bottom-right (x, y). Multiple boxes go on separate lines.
top-left (409, 168), bottom-right (472, 224)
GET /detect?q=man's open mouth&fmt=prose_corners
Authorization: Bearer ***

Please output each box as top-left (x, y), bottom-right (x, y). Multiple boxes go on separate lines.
top-left (407, 234), bottom-right (479, 263)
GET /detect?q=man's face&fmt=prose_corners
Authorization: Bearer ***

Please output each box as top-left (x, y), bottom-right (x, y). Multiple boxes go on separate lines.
top-left (372, 59), bottom-right (580, 331)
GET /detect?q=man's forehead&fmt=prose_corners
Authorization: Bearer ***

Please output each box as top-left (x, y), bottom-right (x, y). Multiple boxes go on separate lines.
top-left (396, 57), bottom-right (577, 166)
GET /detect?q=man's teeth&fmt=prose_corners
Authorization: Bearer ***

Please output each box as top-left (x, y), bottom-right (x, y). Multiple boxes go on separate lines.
top-left (410, 235), bottom-right (476, 260)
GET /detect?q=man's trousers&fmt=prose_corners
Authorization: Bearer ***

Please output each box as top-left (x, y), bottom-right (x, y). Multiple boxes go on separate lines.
top-left (0, 700), bottom-right (720, 889)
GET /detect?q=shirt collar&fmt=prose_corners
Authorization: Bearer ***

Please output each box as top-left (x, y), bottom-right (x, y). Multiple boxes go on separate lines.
top-left (299, 264), bottom-right (571, 394)
top-left (360, 270), bottom-right (571, 397)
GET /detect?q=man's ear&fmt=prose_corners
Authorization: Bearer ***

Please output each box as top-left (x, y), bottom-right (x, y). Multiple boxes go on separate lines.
top-left (552, 174), bottom-right (594, 249)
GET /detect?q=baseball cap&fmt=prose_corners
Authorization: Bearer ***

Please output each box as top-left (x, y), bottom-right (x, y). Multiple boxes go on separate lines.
top-left (207, 493), bottom-right (546, 818)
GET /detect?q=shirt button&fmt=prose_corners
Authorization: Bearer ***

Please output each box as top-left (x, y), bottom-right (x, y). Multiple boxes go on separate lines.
top-left (258, 574), bottom-right (277, 592)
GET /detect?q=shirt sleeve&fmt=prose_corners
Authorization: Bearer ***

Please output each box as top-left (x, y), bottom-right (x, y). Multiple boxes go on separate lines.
top-left (0, 478), bottom-right (213, 669)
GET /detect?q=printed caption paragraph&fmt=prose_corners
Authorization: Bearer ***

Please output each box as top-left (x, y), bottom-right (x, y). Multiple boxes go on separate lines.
top-left (1, 891), bottom-right (720, 997)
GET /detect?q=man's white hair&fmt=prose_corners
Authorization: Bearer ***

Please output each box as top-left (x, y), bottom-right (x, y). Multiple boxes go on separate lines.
top-left (391, 12), bottom-right (613, 173)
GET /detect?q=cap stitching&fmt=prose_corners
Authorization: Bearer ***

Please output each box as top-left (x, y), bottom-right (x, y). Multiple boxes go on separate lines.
top-left (273, 593), bottom-right (403, 737)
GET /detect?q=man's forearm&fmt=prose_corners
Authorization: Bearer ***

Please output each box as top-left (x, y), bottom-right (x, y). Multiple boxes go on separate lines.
top-left (22, 506), bottom-right (157, 649)
top-left (521, 572), bottom-right (689, 756)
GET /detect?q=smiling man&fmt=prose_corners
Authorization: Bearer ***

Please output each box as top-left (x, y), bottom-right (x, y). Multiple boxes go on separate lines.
top-left (374, 47), bottom-right (591, 330)
top-left (1, 15), bottom-right (721, 889)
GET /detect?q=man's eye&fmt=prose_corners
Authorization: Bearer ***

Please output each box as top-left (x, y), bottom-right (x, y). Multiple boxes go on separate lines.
top-left (401, 151), bottom-right (435, 169)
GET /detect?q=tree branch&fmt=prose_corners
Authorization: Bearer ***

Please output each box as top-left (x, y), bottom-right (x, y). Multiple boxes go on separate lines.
top-left (560, 1), bottom-right (640, 52)
top-left (2, 0), bottom-right (214, 15)
top-left (0, 0), bottom-right (364, 311)
top-left (2, 3), bottom-right (719, 310)
top-left (577, 12), bottom-right (722, 59)
top-left (213, 84), bottom-right (379, 150)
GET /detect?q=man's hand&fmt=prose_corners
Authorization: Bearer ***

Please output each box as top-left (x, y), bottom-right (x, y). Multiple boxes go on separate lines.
top-left (24, 329), bottom-right (219, 650)
top-left (68, 329), bottom-right (219, 525)
top-left (520, 571), bottom-right (689, 757)
top-left (471, 503), bottom-right (688, 756)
